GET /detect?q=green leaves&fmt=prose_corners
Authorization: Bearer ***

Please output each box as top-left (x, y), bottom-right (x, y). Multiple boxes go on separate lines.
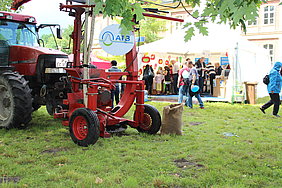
top-left (139, 17), bottom-right (167, 44)
top-left (132, 3), bottom-right (145, 21)
top-left (0, 0), bottom-right (21, 12)
top-left (184, 27), bottom-right (195, 41)
top-left (87, 0), bottom-right (262, 42)
top-left (182, 0), bottom-right (261, 41)
top-left (191, 10), bottom-right (199, 18)
top-left (92, 0), bottom-right (104, 15)
top-left (90, 0), bottom-right (145, 33)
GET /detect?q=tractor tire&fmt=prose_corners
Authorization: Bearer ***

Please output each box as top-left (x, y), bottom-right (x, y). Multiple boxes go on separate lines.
top-left (69, 108), bottom-right (100, 147)
top-left (0, 71), bottom-right (33, 129)
top-left (136, 104), bottom-right (161, 134)
top-left (46, 102), bottom-right (55, 116)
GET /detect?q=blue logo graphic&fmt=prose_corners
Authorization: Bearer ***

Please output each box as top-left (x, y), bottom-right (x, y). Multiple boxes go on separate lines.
top-left (100, 31), bottom-right (133, 46)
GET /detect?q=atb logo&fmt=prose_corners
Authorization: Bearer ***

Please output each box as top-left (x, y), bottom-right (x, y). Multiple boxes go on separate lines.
top-left (99, 24), bottom-right (135, 56)
top-left (100, 31), bottom-right (132, 47)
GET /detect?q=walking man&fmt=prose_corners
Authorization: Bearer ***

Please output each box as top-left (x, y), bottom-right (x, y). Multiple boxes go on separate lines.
top-left (186, 61), bottom-right (204, 109)
top-left (195, 57), bottom-right (206, 95)
top-left (108, 60), bottom-right (121, 107)
top-left (171, 60), bottom-right (180, 95)
top-left (260, 62), bottom-right (282, 117)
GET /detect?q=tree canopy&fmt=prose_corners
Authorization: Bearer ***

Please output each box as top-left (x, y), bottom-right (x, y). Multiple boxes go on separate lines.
top-left (0, 0), bottom-right (14, 11)
top-left (3, 0), bottom-right (266, 41)
top-left (40, 25), bottom-right (73, 54)
top-left (139, 17), bottom-right (167, 44)
top-left (91, 0), bottom-right (265, 40)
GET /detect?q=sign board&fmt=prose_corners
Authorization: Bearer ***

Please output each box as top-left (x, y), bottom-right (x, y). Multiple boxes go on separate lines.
top-left (136, 36), bottom-right (145, 43)
top-left (220, 57), bottom-right (229, 65)
top-left (195, 58), bottom-right (209, 65)
top-left (99, 24), bottom-right (135, 56)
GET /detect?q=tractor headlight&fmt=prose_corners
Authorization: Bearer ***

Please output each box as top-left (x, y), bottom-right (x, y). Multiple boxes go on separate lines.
top-left (6, 15), bottom-right (13, 20)
top-left (27, 17), bottom-right (35, 23)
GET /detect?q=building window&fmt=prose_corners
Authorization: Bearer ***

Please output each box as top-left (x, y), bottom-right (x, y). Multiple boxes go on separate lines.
top-left (175, 16), bottom-right (183, 30)
top-left (264, 6), bottom-right (274, 24)
top-left (263, 44), bottom-right (274, 63)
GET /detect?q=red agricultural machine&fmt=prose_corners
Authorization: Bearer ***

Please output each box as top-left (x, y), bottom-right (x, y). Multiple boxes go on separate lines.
top-left (0, 0), bottom-right (183, 146)
top-left (0, 11), bottom-right (69, 128)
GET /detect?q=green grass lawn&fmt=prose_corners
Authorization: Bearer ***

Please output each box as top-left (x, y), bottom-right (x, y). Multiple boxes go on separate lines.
top-left (0, 102), bottom-right (281, 187)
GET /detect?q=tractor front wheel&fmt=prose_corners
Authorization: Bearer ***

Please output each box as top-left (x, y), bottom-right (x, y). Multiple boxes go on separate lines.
top-left (69, 108), bottom-right (100, 147)
top-left (136, 104), bottom-right (161, 134)
top-left (0, 71), bottom-right (33, 129)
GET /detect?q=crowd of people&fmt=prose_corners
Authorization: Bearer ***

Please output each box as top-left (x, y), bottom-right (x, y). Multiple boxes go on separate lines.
top-left (108, 58), bottom-right (281, 116)
top-left (142, 57), bottom-right (227, 97)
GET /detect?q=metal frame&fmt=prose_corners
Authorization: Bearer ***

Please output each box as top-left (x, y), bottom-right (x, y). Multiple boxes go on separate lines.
top-left (54, 1), bottom-right (184, 137)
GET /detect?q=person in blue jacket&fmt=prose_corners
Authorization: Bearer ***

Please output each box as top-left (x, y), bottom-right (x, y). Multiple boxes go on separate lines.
top-left (260, 62), bottom-right (282, 117)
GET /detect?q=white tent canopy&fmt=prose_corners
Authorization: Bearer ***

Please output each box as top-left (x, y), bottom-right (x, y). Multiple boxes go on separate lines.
top-left (139, 24), bottom-right (272, 100)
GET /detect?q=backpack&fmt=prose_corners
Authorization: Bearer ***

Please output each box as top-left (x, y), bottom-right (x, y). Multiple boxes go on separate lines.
top-left (263, 74), bottom-right (269, 85)
top-left (148, 68), bottom-right (154, 77)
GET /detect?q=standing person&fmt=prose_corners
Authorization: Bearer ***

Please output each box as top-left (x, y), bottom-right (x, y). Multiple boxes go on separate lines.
top-left (163, 66), bottom-right (171, 95)
top-left (206, 62), bottom-right (216, 95)
top-left (171, 60), bottom-right (180, 95)
top-left (108, 60), bottom-right (121, 107)
top-left (155, 70), bottom-right (164, 95)
top-left (195, 57), bottom-right (206, 95)
top-left (215, 62), bottom-right (223, 76)
top-left (143, 64), bottom-right (154, 95)
top-left (177, 61), bottom-right (190, 103)
top-left (169, 65), bottom-right (173, 93)
top-left (186, 61), bottom-right (204, 109)
top-left (158, 66), bottom-right (164, 74)
top-left (158, 67), bottom-right (164, 93)
top-left (260, 62), bottom-right (282, 117)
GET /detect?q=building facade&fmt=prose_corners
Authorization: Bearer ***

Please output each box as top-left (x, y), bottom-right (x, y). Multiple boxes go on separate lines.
top-left (242, 0), bottom-right (282, 64)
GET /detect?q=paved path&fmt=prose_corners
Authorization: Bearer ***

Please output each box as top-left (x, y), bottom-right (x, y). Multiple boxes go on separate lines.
top-left (148, 94), bottom-right (228, 103)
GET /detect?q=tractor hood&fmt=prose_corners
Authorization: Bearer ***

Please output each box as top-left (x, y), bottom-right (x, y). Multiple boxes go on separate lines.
top-left (9, 45), bottom-right (67, 63)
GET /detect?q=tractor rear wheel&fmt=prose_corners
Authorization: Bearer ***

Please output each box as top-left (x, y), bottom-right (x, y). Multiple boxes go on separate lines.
top-left (69, 108), bottom-right (100, 147)
top-left (136, 104), bottom-right (161, 134)
top-left (0, 71), bottom-right (33, 129)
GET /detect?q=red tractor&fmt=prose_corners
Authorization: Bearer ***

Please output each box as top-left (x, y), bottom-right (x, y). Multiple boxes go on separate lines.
top-left (0, 11), bottom-right (70, 129)
top-left (4, 0), bottom-right (183, 146)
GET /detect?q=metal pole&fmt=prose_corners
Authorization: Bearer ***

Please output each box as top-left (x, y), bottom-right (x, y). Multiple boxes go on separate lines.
top-left (232, 42), bottom-right (239, 104)
top-left (87, 9), bottom-right (96, 63)
top-left (83, 0), bottom-right (90, 107)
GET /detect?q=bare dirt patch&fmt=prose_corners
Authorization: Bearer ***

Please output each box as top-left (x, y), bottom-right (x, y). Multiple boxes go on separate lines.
top-left (189, 122), bottom-right (204, 126)
top-left (0, 176), bottom-right (20, 184)
top-left (174, 158), bottom-right (205, 169)
top-left (41, 147), bottom-right (68, 154)
top-left (112, 132), bottom-right (131, 137)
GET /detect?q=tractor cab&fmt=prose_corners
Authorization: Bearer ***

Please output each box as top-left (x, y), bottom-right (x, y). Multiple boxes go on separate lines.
top-left (0, 12), bottom-right (38, 66)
